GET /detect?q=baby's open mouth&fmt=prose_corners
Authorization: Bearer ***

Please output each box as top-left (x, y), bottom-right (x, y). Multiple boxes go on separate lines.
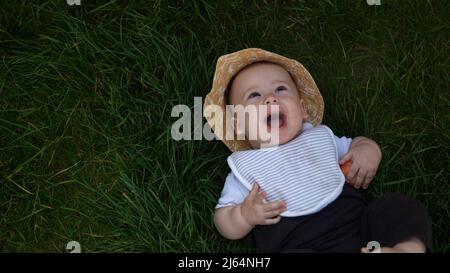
top-left (265, 112), bottom-right (287, 131)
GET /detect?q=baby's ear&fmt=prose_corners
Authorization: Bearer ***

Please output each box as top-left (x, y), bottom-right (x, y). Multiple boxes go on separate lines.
top-left (299, 99), bottom-right (309, 119)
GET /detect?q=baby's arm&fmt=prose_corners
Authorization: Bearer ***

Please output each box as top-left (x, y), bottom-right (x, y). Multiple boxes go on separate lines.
top-left (215, 183), bottom-right (286, 240)
top-left (214, 204), bottom-right (254, 240)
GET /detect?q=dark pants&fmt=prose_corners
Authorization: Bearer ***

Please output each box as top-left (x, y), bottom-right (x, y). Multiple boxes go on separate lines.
top-left (253, 184), bottom-right (433, 252)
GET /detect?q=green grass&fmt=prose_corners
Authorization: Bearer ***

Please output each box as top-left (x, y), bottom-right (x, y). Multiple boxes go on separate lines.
top-left (0, 0), bottom-right (449, 252)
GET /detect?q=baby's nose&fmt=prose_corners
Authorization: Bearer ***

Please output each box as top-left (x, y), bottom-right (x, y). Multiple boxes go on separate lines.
top-left (264, 95), bottom-right (278, 104)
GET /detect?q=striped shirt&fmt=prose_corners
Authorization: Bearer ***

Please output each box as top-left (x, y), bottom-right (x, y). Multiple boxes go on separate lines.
top-left (226, 124), bottom-right (346, 217)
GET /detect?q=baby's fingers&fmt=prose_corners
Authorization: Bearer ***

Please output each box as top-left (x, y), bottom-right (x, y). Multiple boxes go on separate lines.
top-left (251, 182), bottom-right (260, 195)
top-left (256, 191), bottom-right (267, 203)
top-left (351, 168), bottom-right (367, 189)
top-left (346, 164), bottom-right (359, 183)
top-left (264, 206), bottom-right (286, 218)
top-left (248, 182), bottom-right (260, 201)
top-left (362, 169), bottom-right (376, 189)
top-left (262, 200), bottom-right (285, 212)
top-left (262, 215), bottom-right (282, 225)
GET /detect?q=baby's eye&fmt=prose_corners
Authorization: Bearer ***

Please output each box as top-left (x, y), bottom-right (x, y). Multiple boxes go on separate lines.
top-left (247, 92), bottom-right (260, 100)
top-left (276, 85), bottom-right (287, 92)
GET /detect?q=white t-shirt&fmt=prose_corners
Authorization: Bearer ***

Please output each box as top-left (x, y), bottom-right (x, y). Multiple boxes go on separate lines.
top-left (216, 123), bottom-right (353, 209)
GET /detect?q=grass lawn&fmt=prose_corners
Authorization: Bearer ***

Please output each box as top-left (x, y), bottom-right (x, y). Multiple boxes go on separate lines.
top-left (0, 0), bottom-right (449, 252)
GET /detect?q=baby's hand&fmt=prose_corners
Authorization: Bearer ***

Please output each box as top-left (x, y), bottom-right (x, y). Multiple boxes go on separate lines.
top-left (339, 137), bottom-right (382, 189)
top-left (240, 182), bottom-right (286, 227)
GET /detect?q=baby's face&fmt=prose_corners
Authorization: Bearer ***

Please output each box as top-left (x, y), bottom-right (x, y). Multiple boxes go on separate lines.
top-left (229, 62), bottom-right (308, 148)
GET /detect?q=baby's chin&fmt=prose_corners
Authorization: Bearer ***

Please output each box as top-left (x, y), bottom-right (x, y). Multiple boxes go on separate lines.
top-left (252, 126), bottom-right (302, 149)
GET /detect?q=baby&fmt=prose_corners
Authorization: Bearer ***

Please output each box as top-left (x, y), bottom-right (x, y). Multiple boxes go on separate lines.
top-left (204, 48), bottom-right (432, 253)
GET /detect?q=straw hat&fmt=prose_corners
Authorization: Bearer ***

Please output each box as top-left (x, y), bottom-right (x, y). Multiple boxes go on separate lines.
top-left (203, 48), bottom-right (324, 152)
